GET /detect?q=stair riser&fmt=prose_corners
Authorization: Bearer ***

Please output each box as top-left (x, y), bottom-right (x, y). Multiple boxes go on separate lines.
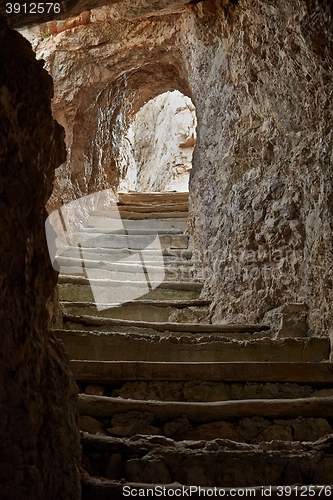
top-left (98, 380), bottom-right (327, 403)
top-left (71, 234), bottom-right (189, 250)
top-left (54, 331), bottom-right (329, 362)
top-left (58, 284), bottom-right (201, 302)
top-left (87, 219), bottom-right (187, 230)
top-left (79, 410), bottom-right (333, 443)
top-left (59, 267), bottom-right (194, 281)
top-left (57, 247), bottom-right (192, 261)
top-left (90, 210), bottom-right (188, 220)
top-left (82, 444), bottom-right (333, 488)
top-left (62, 303), bottom-right (209, 323)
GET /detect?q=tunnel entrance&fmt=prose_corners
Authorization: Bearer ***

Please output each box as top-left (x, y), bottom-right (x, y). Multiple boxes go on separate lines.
top-left (117, 90), bottom-right (197, 193)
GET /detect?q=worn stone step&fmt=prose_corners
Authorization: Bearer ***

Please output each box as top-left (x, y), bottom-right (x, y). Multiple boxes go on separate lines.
top-left (71, 232), bottom-right (189, 250)
top-left (80, 435), bottom-right (333, 493)
top-left (58, 276), bottom-right (201, 287)
top-left (61, 300), bottom-right (210, 322)
top-left (90, 210), bottom-right (188, 220)
top-left (57, 255), bottom-right (195, 269)
top-left (70, 361), bottom-right (333, 385)
top-left (117, 192), bottom-right (189, 205)
top-left (63, 314), bottom-right (269, 334)
top-left (78, 394), bottom-right (333, 422)
top-left (57, 258), bottom-right (195, 282)
top-left (57, 246), bottom-right (192, 261)
top-left (81, 227), bottom-right (185, 235)
top-left (58, 283), bottom-right (201, 302)
top-left (116, 204), bottom-right (188, 213)
top-left (59, 268), bottom-right (193, 282)
top-left (53, 330), bottom-right (329, 362)
top-left (87, 218), bottom-right (188, 231)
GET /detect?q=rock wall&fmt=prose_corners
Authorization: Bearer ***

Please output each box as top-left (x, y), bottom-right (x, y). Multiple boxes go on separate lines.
top-left (0, 18), bottom-right (81, 500)
top-left (118, 90), bottom-right (196, 192)
top-left (21, 0), bottom-right (333, 336)
top-left (27, 7), bottom-right (191, 213)
top-left (179, 0), bottom-right (333, 335)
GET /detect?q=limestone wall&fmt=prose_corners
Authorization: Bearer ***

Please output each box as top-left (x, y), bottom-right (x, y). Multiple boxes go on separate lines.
top-left (179, 0), bottom-right (333, 335)
top-left (0, 18), bottom-right (81, 499)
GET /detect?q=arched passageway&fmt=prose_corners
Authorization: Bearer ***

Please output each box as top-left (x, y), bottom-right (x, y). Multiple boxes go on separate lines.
top-left (117, 90), bottom-right (197, 193)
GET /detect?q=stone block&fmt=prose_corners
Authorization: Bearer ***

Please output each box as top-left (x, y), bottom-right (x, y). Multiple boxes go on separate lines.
top-left (170, 234), bottom-right (189, 249)
top-left (263, 303), bottom-right (309, 338)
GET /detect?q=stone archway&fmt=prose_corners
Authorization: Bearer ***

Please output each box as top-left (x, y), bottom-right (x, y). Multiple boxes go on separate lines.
top-left (117, 90), bottom-right (197, 193)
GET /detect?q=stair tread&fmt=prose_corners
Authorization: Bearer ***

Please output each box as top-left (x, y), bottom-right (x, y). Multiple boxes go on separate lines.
top-left (61, 299), bottom-right (211, 307)
top-left (118, 191), bottom-right (189, 204)
top-left (63, 314), bottom-right (269, 333)
top-left (53, 330), bottom-right (329, 362)
top-left (78, 393), bottom-right (333, 421)
top-left (70, 360), bottom-right (333, 384)
top-left (58, 276), bottom-right (202, 289)
top-left (90, 210), bottom-right (188, 220)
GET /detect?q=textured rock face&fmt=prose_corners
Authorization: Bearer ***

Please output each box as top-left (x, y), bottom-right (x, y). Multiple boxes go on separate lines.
top-left (180, 0), bottom-right (333, 334)
top-left (118, 90), bottom-right (196, 192)
top-left (28, 7), bottom-right (191, 213)
top-left (21, 0), bottom-right (332, 334)
top-left (0, 18), bottom-right (80, 500)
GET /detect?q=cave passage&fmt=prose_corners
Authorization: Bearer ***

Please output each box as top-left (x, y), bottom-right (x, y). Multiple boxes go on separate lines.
top-left (117, 90), bottom-right (197, 193)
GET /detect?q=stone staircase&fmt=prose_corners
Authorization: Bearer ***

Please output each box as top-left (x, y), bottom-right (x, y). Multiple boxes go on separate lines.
top-left (52, 192), bottom-right (333, 499)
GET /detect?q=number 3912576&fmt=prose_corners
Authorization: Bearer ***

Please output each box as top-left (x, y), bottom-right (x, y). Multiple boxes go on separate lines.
top-left (5, 3), bottom-right (61, 14)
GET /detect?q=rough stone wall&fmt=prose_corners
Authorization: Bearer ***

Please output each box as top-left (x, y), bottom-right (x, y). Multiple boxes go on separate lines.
top-left (178, 0), bottom-right (333, 335)
top-left (0, 18), bottom-right (81, 500)
top-left (28, 9), bottom-right (191, 212)
top-left (118, 90), bottom-right (196, 192)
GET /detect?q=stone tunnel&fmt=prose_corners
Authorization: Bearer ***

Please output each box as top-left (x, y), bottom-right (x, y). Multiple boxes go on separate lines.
top-left (0, 0), bottom-right (332, 498)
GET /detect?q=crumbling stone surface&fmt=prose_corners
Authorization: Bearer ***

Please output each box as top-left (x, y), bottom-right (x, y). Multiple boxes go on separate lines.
top-left (0, 18), bottom-right (80, 500)
top-left (181, 0), bottom-right (333, 336)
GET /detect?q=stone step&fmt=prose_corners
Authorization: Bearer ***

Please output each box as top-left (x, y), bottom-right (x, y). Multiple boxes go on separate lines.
top-left (116, 203), bottom-right (189, 213)
top-left (56, 259), bottom-right (195, 282)
top-left (80, 435), bottom-right (333, 492)
top-left (82, 476), bottom-right (333, 500)
top-left (70, 233), bottom-right (189, 250)
top-left (57, 255), bottom-right (196, 269)
top-left (58, 276), bottom-right (202, 288)
top-left (61, 300), bottom-right (210, 322)
top-left (70, 361), bottom-right (333, 385)
top-left (57, 246), bottom-right (192, 261)
top-left (78, 403), bottom-right (333, 443)
top-left (117, 192), bottom-right (189, 205)
top-left (78, 394), bottom-right (333, 422)
top-left (59, 268), bottom-right (194, 282)
top-left (58, 278), bottom-right (202, 303)
top-left (53, 330), bottom-right (329, 362)
top-left (87, 218), bottom-right (187, 230)
top-left (90, 210), bottom-right (188, 220)
top-left (81, 227), bottom-right (185, 235)
top-left (63, 314), bottom-right (269, 335)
